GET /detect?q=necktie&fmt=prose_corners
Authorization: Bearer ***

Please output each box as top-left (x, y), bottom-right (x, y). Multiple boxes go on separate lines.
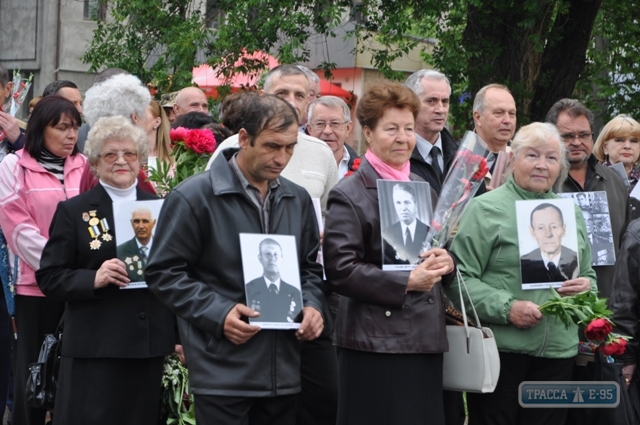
top-left (140, 245), bottom-right (148, 263)
top-left (547, 261), bottom-right (557, 277)
top-left (405, 227), bottom-right (413, 246)
top-left (269, 283), bottom-right (278, 295)
top-left (429, 146), bottom-right (443, 180)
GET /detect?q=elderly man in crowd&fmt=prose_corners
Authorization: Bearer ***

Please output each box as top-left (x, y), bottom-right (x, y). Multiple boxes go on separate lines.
top-left (208, 64), bottom-right (338, 214)
top-left (546, 99), bottom-right (629, 298)
top-left (146, 93), bottom-right (326, 425)
top-left (307, 96), bottom-right (356, 179)
top-left (207, 64), bottom-right (338, 425)
top-left (405, 69), bottom-right (456, 195)
top-left (473, 84), bottom-right (517, 166)
top-left (42, 80), bottom-right (84, 117)
top-left (0, 65), bottom-right (25, 157)
top-left (173, 87), bottom-right (209, 117)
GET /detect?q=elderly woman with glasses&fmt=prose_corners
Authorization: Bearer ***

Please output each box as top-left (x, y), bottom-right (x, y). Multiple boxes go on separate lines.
top-left (36, 115), bottom-right (175, 425)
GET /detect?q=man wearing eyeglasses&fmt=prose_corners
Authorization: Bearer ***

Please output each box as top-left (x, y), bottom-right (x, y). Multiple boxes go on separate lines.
top-left (307, 96), bottom-right (357, 179)
top-left (405, 70), bottom-right (457, 195)
top-left (545, 98), bottom-right (629, 299)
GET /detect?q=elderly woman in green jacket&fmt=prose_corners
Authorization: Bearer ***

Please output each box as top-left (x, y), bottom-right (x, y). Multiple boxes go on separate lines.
top-left (448, 122), bottom-right (597, 425)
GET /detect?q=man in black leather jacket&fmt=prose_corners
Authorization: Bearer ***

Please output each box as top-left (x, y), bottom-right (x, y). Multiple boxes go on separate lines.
top-left (146, 94), bottom-right (326, 425)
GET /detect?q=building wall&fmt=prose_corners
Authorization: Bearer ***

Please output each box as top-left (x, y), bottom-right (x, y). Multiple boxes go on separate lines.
top-left (1, 0), bottom-right (96, 119)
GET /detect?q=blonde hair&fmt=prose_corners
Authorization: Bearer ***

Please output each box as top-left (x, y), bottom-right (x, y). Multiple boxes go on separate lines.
top-left (148, 100), bottom-right (173, 164)
top-left (593, 115), bottom-right (640, 163)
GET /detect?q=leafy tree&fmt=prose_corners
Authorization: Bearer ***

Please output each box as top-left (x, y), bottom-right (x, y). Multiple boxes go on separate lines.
top-left (81, 0), bottom-right (211, 93)
top-left (83, 0), bottom-right (639, 131)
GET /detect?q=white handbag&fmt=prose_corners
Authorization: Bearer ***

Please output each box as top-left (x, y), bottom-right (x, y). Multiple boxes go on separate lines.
top-left (442, 269), bottom-right (501, 393)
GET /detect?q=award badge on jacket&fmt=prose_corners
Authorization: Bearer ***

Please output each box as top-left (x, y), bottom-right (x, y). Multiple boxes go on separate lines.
top-left (114, 199), bottom-right (164, 289)
top-left (240, 233), bottom-right (304, 329)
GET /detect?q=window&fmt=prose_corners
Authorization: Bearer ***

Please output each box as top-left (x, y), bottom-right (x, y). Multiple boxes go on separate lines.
top-left (84, 0), bottom-right (107, 21)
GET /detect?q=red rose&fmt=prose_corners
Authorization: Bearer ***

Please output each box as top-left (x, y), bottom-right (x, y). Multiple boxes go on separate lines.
top-left (431, 220), bottom-right (443, 232)
top-left (585, 318), bottom-right (613, 341)
top-left (185, 129), bottom-right (216, 154)
top-left (600, 338), bottom-right (627, 356)
top-left (169, 127), bottom-right (189, 143)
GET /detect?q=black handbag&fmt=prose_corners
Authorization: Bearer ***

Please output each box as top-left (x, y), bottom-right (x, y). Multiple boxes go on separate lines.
top-left (25, 323), bottom-right (63, 411)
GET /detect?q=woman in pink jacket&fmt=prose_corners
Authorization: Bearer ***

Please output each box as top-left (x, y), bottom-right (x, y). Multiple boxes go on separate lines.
top-left (0, 95), bottom-right (86, 425)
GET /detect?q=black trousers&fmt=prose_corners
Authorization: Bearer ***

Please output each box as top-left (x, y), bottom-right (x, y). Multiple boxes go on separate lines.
top-left (337, 348), bottom-right (445, 425)
top-left (296, 331), bottom-right (338, 425)
top-left (467, 351), bottom-right (575, 425)
top-left (194, 394), bottom-right (297, 425)
top-left (12, 294), bottom-right (64, 425)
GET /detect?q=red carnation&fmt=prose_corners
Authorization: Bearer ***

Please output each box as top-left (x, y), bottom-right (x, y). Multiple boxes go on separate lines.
top-left (169, 127), bottom-right (189, 143)
top-left (185, 129), bottom-right (216, 154)
top-left (600, 338), bottom-right (627, 356)
top-left (344, 158), bottom-right (362, 177)
top-left (585, 318), bottom-right (613, 341)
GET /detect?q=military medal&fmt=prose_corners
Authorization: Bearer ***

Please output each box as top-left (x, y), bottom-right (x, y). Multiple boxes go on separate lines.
top-left (86, 211), bottom-right (112, 250)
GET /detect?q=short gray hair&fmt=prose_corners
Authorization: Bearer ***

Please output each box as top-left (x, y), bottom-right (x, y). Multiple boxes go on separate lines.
top-left (545, 98), bottom-right (594, 131)
top-left (297, 65), bottom-right (320, 85)
top-left (473, 83), bottom-right (512, 113)
top-left (405, 69), bottom-right (451, 96)
top-left (308, 96), bottom-right (351, 123)
top-left (84, 115), bottom-right (148, 175)
top-left (263, 65), bottom-right (308, 93)
top-left (83, 74), bottom-right (150, 127)
top-left (510, 122), bottom-right (568, 191)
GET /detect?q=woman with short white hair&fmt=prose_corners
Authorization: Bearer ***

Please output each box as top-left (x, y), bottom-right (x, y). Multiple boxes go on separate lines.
top-left (37, 115), bottom-right (175, 425)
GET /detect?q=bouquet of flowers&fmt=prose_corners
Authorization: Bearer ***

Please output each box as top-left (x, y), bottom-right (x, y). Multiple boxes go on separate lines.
top-left (147, 126), bottom-right (216, 195)
top-left (2, 70), bottom-right (33, 117)
top-left (423, 131), bottom-right (490, 249)
top-left (538, 288), bottom-right (630, 356)
top-left (160, 354), bottom-right (195, 425)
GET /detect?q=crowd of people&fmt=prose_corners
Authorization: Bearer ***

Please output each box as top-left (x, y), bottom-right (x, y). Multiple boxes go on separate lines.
top-left (0, 59), bottom-right (638, 425)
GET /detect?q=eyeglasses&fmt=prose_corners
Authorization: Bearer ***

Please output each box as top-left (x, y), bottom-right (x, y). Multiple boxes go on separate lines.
top-left (560, 132), bottom-right (593, 142)
top-left (99, 150), bottom-right (139, 163)
top-left (309, 121), bottom-right (348, 131)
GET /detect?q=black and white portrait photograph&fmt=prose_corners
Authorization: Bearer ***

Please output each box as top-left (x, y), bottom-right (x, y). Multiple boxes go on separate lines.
top-left (113, 199), bottom-right (164, 289)
top-left (516, 199), bottom-right (579, 290)
top-left (377, 180), bottom-right (432, 271)
top-left (239, 233), bottom-right (304, 330)
top-left (559, 191), bottom-right (616, 266)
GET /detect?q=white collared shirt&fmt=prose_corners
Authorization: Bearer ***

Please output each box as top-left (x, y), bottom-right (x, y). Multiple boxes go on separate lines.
top-left (264, 276), bottom-right (281, 292)
top-left (416, 133), bottom-right (444, 170)
top-left (136, 237), bottom-right (153, 256)
top-left (400, 220), bottom-right (417, 245)
top-left (338, 145), bottom-right (351, 179)
top-left (540, 251), bottom-right (561, 270)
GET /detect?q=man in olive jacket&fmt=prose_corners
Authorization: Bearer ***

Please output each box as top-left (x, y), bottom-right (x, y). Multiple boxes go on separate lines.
top-left (146, 94), bottom-right (325, 424)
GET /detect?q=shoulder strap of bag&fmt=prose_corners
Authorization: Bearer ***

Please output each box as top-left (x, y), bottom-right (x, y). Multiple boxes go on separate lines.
top-left (455, 268), bottom-right (483, 338)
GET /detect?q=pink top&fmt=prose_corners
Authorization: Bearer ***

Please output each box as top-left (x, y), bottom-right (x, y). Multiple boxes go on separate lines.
top-left (0, 149), bottom-right (86, 296)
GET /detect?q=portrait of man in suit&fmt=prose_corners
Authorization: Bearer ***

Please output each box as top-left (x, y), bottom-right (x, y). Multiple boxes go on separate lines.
top-left (245, 238), bottom-right (303, 324)
top-left (117, 207), bottom-right (156, 282)
top-left (521, 203), bottom-right (578, 284)
top-left (382, 183), bottom-right (429, 264)
top-left (582, 209), bottom-right (614, 266)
